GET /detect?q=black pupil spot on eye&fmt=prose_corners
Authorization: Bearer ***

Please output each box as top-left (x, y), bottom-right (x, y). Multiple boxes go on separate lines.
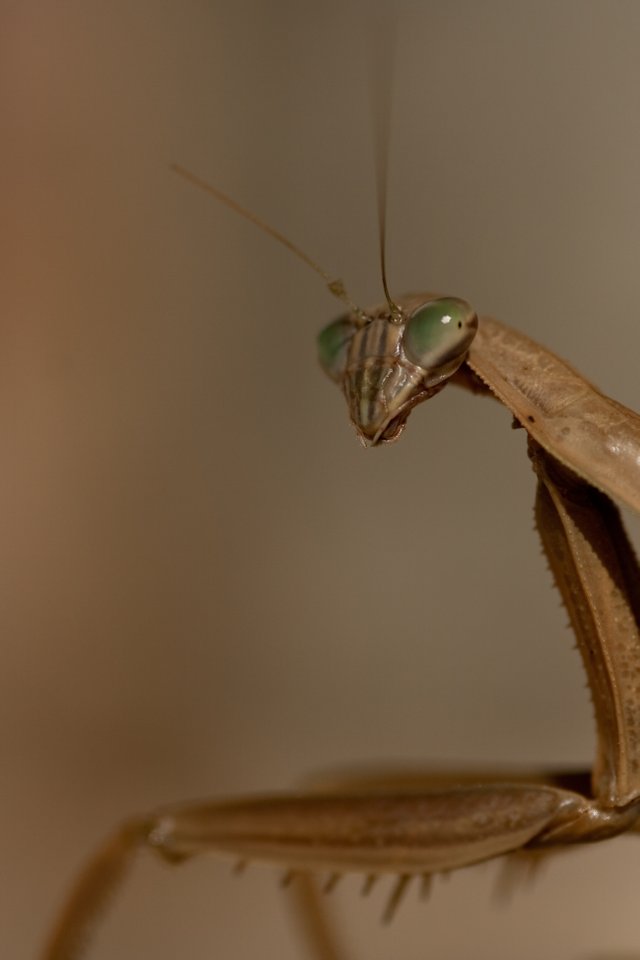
top-left (457, 321), bottom-right (462, 328)
top-left (527, 415), bottom-right (535, 423)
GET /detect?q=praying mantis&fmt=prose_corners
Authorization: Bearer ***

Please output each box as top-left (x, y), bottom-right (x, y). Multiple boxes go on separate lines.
top-left (41, 158), bottom-right (640, 958)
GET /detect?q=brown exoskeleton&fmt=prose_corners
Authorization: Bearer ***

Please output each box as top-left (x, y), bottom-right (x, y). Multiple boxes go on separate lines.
top-left (42, 165), bottom-right (640, 960)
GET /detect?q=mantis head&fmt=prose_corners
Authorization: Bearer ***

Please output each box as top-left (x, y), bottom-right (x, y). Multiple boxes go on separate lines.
top-left (169, 166), bottom-right (478, 446)
top-left (318, 294), bottom-right (478, 445)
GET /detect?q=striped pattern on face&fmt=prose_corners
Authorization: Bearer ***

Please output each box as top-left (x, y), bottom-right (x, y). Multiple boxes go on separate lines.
top-left (344, 317), bottom-right (425, 444)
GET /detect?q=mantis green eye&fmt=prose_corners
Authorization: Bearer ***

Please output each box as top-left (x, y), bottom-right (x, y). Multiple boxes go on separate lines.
top-left (317, 316), bottom-right (356, 381)
top-left (403, 297), bottom-right (477, 370)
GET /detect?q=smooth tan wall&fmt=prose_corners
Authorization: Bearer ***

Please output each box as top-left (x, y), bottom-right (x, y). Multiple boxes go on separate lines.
top-left (5, 2), bottom-right (640, 958)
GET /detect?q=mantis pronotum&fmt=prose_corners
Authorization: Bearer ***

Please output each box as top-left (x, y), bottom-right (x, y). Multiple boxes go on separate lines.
top-left (41, 154), bottom-right (640, 958)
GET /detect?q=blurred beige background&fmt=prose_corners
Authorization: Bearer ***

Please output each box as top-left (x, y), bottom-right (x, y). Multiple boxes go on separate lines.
top-left (4, 2), bottom-right (640, 958)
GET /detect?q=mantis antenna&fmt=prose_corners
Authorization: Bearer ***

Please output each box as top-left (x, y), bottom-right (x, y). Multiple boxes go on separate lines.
top-left (367, 14), bottom-right (402, 320)
top-left (170, 163), bottom-right (365, 319)
top-left (172, 27), bottom-right (399, 322)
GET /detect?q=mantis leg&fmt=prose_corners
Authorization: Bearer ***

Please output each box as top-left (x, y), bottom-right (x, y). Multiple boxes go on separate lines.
top-left (529, 439), bottom-right (640, 808)
top-left (42, 442), bottom-right (640, 960)
top-left (42, 777), bottom-right (597, 960)
top-left (282, 768), bottom-right (595, 960)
